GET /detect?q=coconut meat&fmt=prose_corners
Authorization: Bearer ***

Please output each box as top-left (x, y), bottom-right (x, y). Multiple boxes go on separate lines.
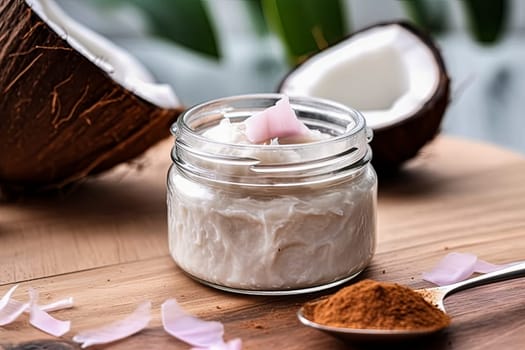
top-left (25, 0), bottom-right (179, 109)
top-left (280, 24), bottom-right (440, 130)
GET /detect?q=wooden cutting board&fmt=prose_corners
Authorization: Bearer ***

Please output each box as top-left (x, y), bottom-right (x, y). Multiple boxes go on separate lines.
top-left (1, 135), bottom-right (524, 350)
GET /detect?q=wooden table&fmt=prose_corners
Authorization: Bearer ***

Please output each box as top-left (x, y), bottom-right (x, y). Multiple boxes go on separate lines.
top-left (1, 136), bottom-right (524, 349)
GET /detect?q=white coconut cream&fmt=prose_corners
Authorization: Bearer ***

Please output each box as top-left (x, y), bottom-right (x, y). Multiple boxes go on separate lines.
top-left (167, 94), bottom-right (377, 294)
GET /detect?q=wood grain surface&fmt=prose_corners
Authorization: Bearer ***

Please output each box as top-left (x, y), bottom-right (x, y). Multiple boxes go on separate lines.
top-left (1, 136), bottom-right (524, 349)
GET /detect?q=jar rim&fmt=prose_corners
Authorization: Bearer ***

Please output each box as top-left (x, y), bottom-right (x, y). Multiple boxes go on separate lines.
top-left (172, 93), bottom-right (368, 151)
top-left (171, 93), bottom-right (373, 188)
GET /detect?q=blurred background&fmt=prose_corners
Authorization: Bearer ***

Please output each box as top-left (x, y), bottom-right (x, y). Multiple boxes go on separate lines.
top-left (56, 0), bottom-right (525, 154)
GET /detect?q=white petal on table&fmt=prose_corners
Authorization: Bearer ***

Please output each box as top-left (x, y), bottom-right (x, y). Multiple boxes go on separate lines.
top-left (0, 299), bottom-right (28, 326)
top-left (422, 252), bottom-right (509, 286)
top-left (0, 284), bottom-right (19, 311)
top-left (0, 285), bottom-right (74, 327)
top-left (29, 288), bottom-right (71, 337)
top-left (162, 298), bottom-right (225, 348)
top-left (73, 301), bottom-right (151, 348)
top-left (40, 297), bottom-right (75, 312)
top-left (191, 338), bottom-right (243, 350)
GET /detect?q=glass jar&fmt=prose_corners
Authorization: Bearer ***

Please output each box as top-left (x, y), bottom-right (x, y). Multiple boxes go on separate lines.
top-left (167, 94), bottom-right (377, 295)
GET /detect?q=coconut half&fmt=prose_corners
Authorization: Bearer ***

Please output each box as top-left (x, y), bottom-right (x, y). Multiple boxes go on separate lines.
top-left (279, 22), bottom-right (450, 171)
top-left (0, 0), bottom-right (183, 192)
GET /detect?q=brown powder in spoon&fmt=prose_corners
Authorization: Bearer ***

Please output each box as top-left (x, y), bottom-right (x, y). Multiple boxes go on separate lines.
top-left (304, 279), bottom-right (450, 331)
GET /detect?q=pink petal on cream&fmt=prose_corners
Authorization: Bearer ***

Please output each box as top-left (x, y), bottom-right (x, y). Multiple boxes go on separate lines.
top-left (73, 301), bottom-right (151, 348)
top-left (192, 338), bottom-right (243, 350)
top-left (28, 288), bottom-right (71, 337)
top-left (245, 96), bottom-right (308, 143)
top-left (162, 298), bottom-right (225, 347)
top-left (422, 252), bottom-right (509, 286)
top-left (0, 299), bottom-right (28, 326)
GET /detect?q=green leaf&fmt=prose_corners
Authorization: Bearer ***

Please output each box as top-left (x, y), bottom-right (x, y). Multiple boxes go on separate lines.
top-left (461, 0), bottom-right (509, 44)
top-left (244, 0), bottom-right (269, 36)
top-left (261, 0), bottom-right (348, 65)
top-left (401, 0), bottom-right (448, 34)
top-left (96, 0), bottom-right (220, 58)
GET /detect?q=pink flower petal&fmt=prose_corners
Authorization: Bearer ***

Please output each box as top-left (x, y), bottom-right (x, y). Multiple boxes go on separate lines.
top-left (1, 286), bottom-right (74, 327)
top-left (39, 297), bottom-right (75, 313)
top-left (162, 299), bottom-right (225, 347)
top-left (422, 252), bottom-right (478, 285)
top-left (422, 252), bottom-right (510, 286)
top-left (73, 301), bottom-right (151, 348)
top-left (192, 338), bottom-right (243, 350)
top-left (0, 299), bottom-right (28, 326)
top-left (0, 285), bottom-right (19, 311)
top-left (23, 297), bottom-right (75, 315)
top-left (28, 288), bottom-right (71, 337)
top-left (473, 259), bottom-right (506, 274)
top-left (245, 96), bottom-right (308, 143)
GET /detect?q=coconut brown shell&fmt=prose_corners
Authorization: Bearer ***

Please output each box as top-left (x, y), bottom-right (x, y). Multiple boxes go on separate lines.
top-left (0, 0), bottom-right (183, 192)
top-left (278, 21), bottom-right (450, 172)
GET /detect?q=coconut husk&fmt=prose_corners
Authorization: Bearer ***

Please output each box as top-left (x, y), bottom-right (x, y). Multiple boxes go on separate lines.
top-left (0, 0), bottom-right (183, 193)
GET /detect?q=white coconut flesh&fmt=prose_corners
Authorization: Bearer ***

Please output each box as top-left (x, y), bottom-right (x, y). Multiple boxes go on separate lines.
top-left (25, 0), bottom-right (179, 109)
top-left (280, 24), bottom-right (440, 130)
